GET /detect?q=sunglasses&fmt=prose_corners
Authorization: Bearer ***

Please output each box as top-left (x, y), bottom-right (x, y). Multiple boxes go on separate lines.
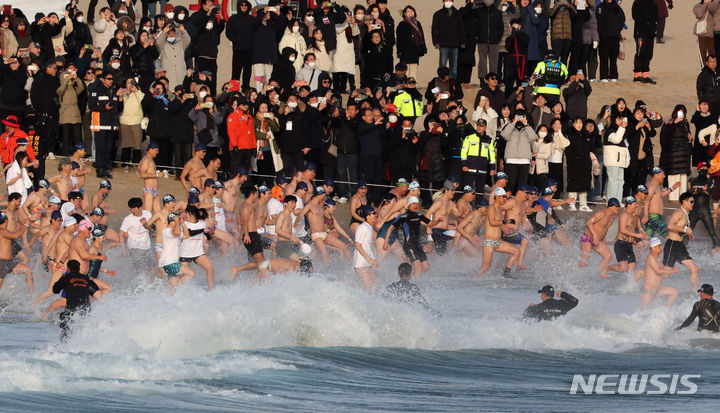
top-left (104, 77), bottom-right (114, 80)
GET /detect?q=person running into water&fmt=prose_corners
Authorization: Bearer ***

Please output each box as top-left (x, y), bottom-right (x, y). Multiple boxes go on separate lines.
top-left (454, 197), bottom-right (488, 258)
top-left (579, 198), bottom-right (620, 273)
top-left (354, 205), bottom-right (380, 293)
top-left (382, 263), bottom-right (439, 317)
top-left (383, 196), bottom-right (438, 276)
top-left (138, 141), bottom-right (160, 213)
top-left (0, 211), bottom-right (32, 294)
top-left (52, 259), bottom-right (99, 341)
top-left (501, 184), bottom-right (532, 270)
top-left (523, 285), bottom-right (579, 321)
top-left (180, 205), bottom-right (215, 291)
top-left (643, 166), bottom-right (680, 237)
top-left (663, 191), bottom-right (699, 291)
top-left (477, 188), bottom-right (520, 278)
top-left (603, 197), bottom-right (648, 278)
top-left (636, 237), bottom-right (680, 309)
top-left (677, 284), bottom-right (720, 332)
top-left (158, 213), bottom-right (195, 291)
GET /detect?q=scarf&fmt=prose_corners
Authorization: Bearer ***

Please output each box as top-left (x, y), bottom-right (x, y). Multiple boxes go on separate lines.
top-left (153, 93), bottom-right (168, 106)
top-left (204, 109), bottom-right (215, 130)
top-left (17, 29), bottom-right (26, 37)
top-left (404, 17), bottom-right (423, 47)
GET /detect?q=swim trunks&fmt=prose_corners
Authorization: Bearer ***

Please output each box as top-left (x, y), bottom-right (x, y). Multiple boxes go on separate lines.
top-left (0, 258), bottom-right (18, 279)
top-left (154, 242), bottom-right (163, 253)
top-left (614, 240), bottom-right (636, 264)
top-left (376, 222), bottom-right (397, 245)
top-left (646, 213), bottom-right (669, 238)
top-left (311, 231), bottom-right (327, 241)
top-left (243, 231), bottom-right (264, 256)
top-left (143, 186), bottom-right (159, 196)
top-left (483, 239), bottom-right (501, 248)
top-left (163, 262), bottom-right (181, 278)
top-left (179, 256), bottom-right (200, 263)
top-left (502, 231), bottom-right (525, 245)
top-left (663, 239), bottom-right (691, 267)
top-left (258, 260), bottom-right (272, 271)
top-left (580, 232), bottom-right (597, 246)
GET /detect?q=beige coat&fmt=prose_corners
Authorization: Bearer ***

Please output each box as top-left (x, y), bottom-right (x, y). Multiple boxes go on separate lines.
top-left (57, 71), bottom-right (85, 125)
top-left (1, 27), bottom-right (18, 57)
top-left (93, 18), bottom-right (117, 50)
top-left (307, 40), bottom-right (331, 72)
top-left (120, 90), bottom-right (145, 126)
top-left (50, 16), bottom-right (73, 56)
top-left (695, 1), bottom-right (715, 37)
top-left (278, 28), bottom-right (307, 72)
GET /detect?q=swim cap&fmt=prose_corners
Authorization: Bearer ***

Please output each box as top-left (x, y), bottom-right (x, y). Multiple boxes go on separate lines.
top-left (305, 162), bottom-right (316, 171)
top-left (358, 205), bottom-right (376, 219)
top-left (236, 165), bottom-right (248, 176)
top-left (258, 185), bottom-right (270, 193)
top-left (194, 142), bottom-right (207, 152)
top-left (323, 178), bottom-right (335, 187)
top-left (448, 174), bottom-right (460, 184)
top-left (296, 181), bottom-right (308, 190)
top-left (623, 196), bottom-right (637, 205)
top-left (271, 186), bottom-right (284, 199)
top-left (49, 196), bottom-right (62, 204)
top-left (51, 210), bottom-right (62, 220)
top-left (649, 237), bottom-right (662, 248)
top-left (38, 179), bottom-right (50, 189)
top-left (214, 181), bottom-right (225, 189)
top-left (90, 207), bottom-right (104, 216)
top-left (408, 181), bottom-right (420, 190)
top-left (494, 187), bottom-right (507, 196)
top-left (167, 212), bottom-right (177, 223)
top-left (407, 196), bottom-right (420, 205)
top-left (356, 180), bottom-right (367, 189)
top-left (651, 166), bottom-right (664, 175)
top-left (517, 183), bottom-right (530, 192)
top-left (324, 198), bottom-right (336, 207)
top-left (92, 228), bottom-right (105, 238)
top-left (99, 179), bottom-right (112, 189)
top-left (147, 141), bottom-right (160, 149)
top-left (698, 284), bottom-right (714, 295)
top-left (0, 211), bottom-right (7, 224)
top-left (204, 178), bottom-right (215, 187)
top-left (276, 175), bottom-right (288, 185)
top-left (636, 185), bottom-right (648, 194)
top-left (476, 197), bottom-right (489, 207)
top-left (63, 217), bottom-right (77, 227)
top-left (463, 185), bottom-right (475, 194)
top-left (542, 187), bottom-right (554, 196)
top-left (607, 198), bottom-right (621, 207)
top-left (75, 141), bottom-right (87, 150)
top-left (188, 187), bottom-right (201, 196)
top-left (300, 243), bottom-right (312, 255)
top-left (78, 219), bottom-right (93, 232)
top-left (163, 194), bottom-right (176, 204)
top-left (538, 285), bottom-right (555, 296)
top-left (546, 178), bottom-right (558, 187)
top-left (313, 186), bottom-right (326, 196)
top-left (496, 171), bottom-right (508, 180)
top-left (396, 178), bottom-right (409, 186)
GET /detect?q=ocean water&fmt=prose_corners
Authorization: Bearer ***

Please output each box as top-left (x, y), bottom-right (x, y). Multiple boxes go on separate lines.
top-left (1, 240), bottom-right (720, 412)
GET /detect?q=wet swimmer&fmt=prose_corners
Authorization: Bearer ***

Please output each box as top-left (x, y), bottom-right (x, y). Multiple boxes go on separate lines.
top-left (664, 191), bottom-right (699, 291)
top-left (354, 205), bottom-right (379, 293)
top-left (248, 257), bottom-right (313, 284)
top-left (636, 238), bottom-right (679, 309)
top-left (158, 213), bottom-right (195, 291)
top-left (52, 259), bottom-right (98, 341)
top-left (602, 197), bottom-right (647, 279)
top-left (476, 187), bottom-right (520, 278)
top-left (382, 196), bottom-right (438, 276)
top-left (578, 198), bottom-right (621, 272)
top-left (677, 284), bottom-right (720, 333)
top-left (523, 285), bottom-right (578, 321)
top-left (382, 263), bottom-right (440, 318)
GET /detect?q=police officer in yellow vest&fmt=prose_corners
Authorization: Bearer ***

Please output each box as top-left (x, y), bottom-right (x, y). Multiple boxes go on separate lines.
top-left (461, 119), bottom-right (496, 192)
top-left (392, 77), bottom-right (424, 121)
top-left (531, 51), bottom-right (568, 104)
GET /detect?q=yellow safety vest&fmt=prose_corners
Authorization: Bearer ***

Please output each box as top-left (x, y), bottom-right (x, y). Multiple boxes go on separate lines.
top-left (460, 133), bottom-right (496, 163)
top-left (393, 91), bottom-right (424, 118)
top-left (532, 60), bottom-right (568, 96)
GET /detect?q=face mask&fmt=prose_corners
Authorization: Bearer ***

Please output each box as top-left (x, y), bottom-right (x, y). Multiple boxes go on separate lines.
top-left (198, 91), bottom-right (208, 99)
top-left (512, 25), bottom-right (520, 31)
top-left (76, 16), bottom-right (84, 23)
top-left (166, 12), bottom-right (174, 19)
top-left (292, 26), bottom-right (300, 33)
top-left (206, 22), bottom-right (213, 30)
top-left (288, 101), bottom-right (298, 109)
top-left (699, 170), bottom-right (708, 176)
top-left (178, 13), bottom-right (186, 20)
top-left (310, 102), bottom-right (319, 108)
top-left (444, 1), bottom-right (454, 8)
top-left (306, 16), bottom-right (314, 22)
top-left (167, 36), bottom-right (176, 43)
top-left (119, 9), bottom-right (127, 14)
top-left (538, 131), bottom-right (547, 138)
top-left (388, 115), bottom-right (398, 123)
top-left (356, 14), bottom-right (364, 20)
top-left (144, 26), bottom-right (152, 32)
top-left (289, 56), bottom-right (296, 62)
top-left (110, 62), bottom-right (120, 69)
top-left (534, 7), bottom-right (542, 13)
top-left (308, 62), bottom-right (316, 68)
top-left (502, 4), bottom-right (508, 11)
top-left (372, 12), bottom-right (379, 19)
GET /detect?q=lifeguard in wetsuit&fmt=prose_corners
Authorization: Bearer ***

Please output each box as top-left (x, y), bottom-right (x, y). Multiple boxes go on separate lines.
top-left (52, 259), bottom-right (99, 341)
top-left (382, 263), bottom-right (439, 317)
top-left (383, 196), bottom-right (436, 276)
top-left (688, 162), bottom-right (720, 252)
top-left (523, 285), bottom-right (578, 321)
top-left (677, 284), bottom-right (720, 333)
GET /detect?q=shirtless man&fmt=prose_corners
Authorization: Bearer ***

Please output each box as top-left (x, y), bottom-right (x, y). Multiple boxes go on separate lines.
top-left (0, 211), bottom-right (32, 294)
top-left (189, 155), bottom-right (222, 190)
top-left (663, 191), bottom-right (699, 291)
top-left (69, 142), bottom-right (89, 188)
top-left (603, 197), bottom-right (648, 278)
top-left (22, 178), bottom-right (51, 233)
top-left (5, 193), bottom-right (30, 264)
top-left (90, 180), bottom-right (116, 215)
top-left (230, 186), bottom-right (266, 277)
top-left (388, 178), bottom-right (409, 200)
top-left (233, 257), bottom-right (312, 284)
top-left (636, 237), bottom-right (680, 308)
top-left (476, 188), bottom-right (520, 278)
top-left (500, 184), bottom-right (531, 270)
top-left (425, 184), bottom-right (458, 254)
top-left (305, 187), bottom-right (336, 263)
top-left (643, 167), bottom-right (681, 237)
top-left (284, 171), bottom-right (304, 196)
top-left (488, 172), bottom-right (508, 205)
top-left (222, 166), bottom-right (248, 216)
top-left (388, 181), bottom-right (422, 217)
top-left (454, 198), bottom-right (488, 257)
top-left (27, 210), bottom-right (62, 274)
top-left (274, 195), bottom-right (302, 260)
top-left (48, 158), bottom-right (73, 201)
top-left (148, 194), bottom-right (178, 259)
top-left (36, 217), bottom-right (77, 318)
top-left (578, 198), bottom-right (620, 272)
top-left (180, 142), bottom-right (207, 191)
top-left (67, 219), bottom-right (108, 276)
top-left (455, 186), bottom-right (476, 222)
top-left (138, 142), bottom-right (160, 213)
top-left (299, 163), bottom-right (317, 202)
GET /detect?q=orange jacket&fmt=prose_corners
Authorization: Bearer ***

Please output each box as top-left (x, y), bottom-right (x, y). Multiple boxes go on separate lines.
top-left (226, 109), bottom-right (256, 150)
top-left (0, 129), bottom-right (35, 165)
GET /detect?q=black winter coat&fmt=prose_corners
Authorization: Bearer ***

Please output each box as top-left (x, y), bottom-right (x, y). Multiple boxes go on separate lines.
top-left (631, 0), bottom-right (658, 39)
top-left (252, 14), bottom-right (279, 65)
top-left (565, 128), bottom-right (592, 192)
top-left (271, 47), bottom-right (297, 95)
top-left (167, 98), bottom-right (196, 143)
top-left (336, 115), bottom-right (359, 155)
top-left (102, 38), bottom-right (132, 74)
top-left (477, 5), bottom-right (505, 44)
top-left (379, 9), bottom-right (396, 48)
top-left (570, 9), bottom-right (590, 44)
top-left (389, 126), bottom-right (422, 171)
top-left (193, 20), bottom-right (224, 60)
top-left (304, 106), bottom-right (325, 149)
top-left (562, 79), bottom-right (591, 119)
top-left (361, 43), bottom-right (393, 89)
top-left (596, 0), bottom-right (625, 39)
top-left (431, 7), bottom-right (466, 48)
top-left (141, 94), bottom-right (169, 139)
top-left (418, 130), bottom-right (447, 183)
top-left (660, 121), bottom-right (692, 175)
top-left (225, 5), bottom-right (257, 52)
top-left (458, 5), bottom-right (479, 66)
top-left (130, 42), bottom-right (159, 90)
top-left (357, 121), bottom-right (386, 158)
top-left (0, 64), bottom-right (28, 112)
top-left (396, 19), bottom-right (427, 64)
top-left (30, 21), bottom-right (62, 58)
top-left (278, 109), bottom-right (310, 153)
top-left (316, 6), bottom-right (347, 52)
top-left (696, 66), bottom-right (720, 108)
top-left (30, 72), bottom-right (59, 116)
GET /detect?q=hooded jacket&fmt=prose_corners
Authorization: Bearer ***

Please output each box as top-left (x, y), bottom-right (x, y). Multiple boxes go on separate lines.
top-left (12, 16), bottom-right (32, 49)
top-left (597, 0), bottom-right (625, 39)
top-left (57, 70), bottom-right (85, 125)
top-left (252, 11), bottom-right (279, 65)
top-left (279, 25), bottom-right (307, 72)
top-left (271, 47), bottom-right (298, 95)
top-left (226, 1), bottom-right (257, 52)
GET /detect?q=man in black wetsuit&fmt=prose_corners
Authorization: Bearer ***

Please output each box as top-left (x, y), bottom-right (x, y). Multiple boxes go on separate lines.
top-left (382, 196), bottom-right (437, 276)
top-left (677, 284), bottom-right (720, 333)
top-left (52, 259), bottom-right (99, 341)
top-left (383, 263), bottom-right (439, 317)
top-left (688, 162), bottom-right (720, 253)
top-left (523, 285), bottom-right (579, 321)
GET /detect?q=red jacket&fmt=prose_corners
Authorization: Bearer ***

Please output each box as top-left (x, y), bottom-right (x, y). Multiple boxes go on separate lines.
top-left (0, 129), bottom-right (36, 165)
top-left (226, 109), bottom-right (256, 150)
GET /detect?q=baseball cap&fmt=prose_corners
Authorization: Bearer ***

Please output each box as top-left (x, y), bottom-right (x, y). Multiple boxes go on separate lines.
top-left (188, 195), bottom-right (200, 204)
top-left (258, 185), bottom-right (270, 193)
top-left (538, 285), bottom-right (555, 296)
top-left (296, 181), bottom-right (308, 190)
top-left (698, 284), bottom-right (714, 295)
top-left (698, 161), bottom-right (709, 169)
top-left (38, 179), bottom-right (50, 189)
top-left (49, 196), bottom-right (62, 204)
top-left (408, 196), bottom-right (420, 205)
top-left (90, 207), bottom-right (104, 216)
top-left (99, 179), bottom-right (112, 189)
top-left (204, 178), bottom-right (216, 187)
top-left (607, 198), bottom-right (621, 207)
top-left (494, 187), bottom-right (507, 196)
top-left (649, 237), bottom-right (662, 248)
top-left (409, 181), bottom-right (420, 190)
top-left (636, 185), bottom-right (648, 194)
top-left (463, 185), bottom-right (475, 194)
top-left (323, 178), bottom-right (335, 187)
top-left (396, 178), bottom-right (408, 186)
top-left (624, 196), bottom-right (637, 205)
top-left (496, 172), bottom-right (508, 180)
top-left (63, 217), bottom-right (77, 227)
top-left (651, 166), bottom-right (664, 175)
top-left (188, 187), bottom-right (201, 196)
top-left (78, 219), bottom-right (92, 232)
top-left (147, 141), bottom-right (160, 149)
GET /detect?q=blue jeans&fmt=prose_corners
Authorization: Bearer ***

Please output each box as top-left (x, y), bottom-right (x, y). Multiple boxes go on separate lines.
top-left (439, 47), bottom-right (459, 79)
top-left (337, 153), bottom-right (359, 198)
top-left (147, 0), bottom-right (168, 19)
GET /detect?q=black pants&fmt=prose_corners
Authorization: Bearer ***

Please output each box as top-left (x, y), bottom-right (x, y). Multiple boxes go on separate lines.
top-left (60, 123), bottom-right (82, 156)
top-left (568, 42), bottom-right (590, 74)
top-left (150, 136), bottom-right (172, 168)
top-left (586, 46), bottom-right (598, 80)
top-left (462, 171), bottom-right (487, 194)
top-left (39, 113), bottom-right (60, 157)
top-left (690, 205), bottom-right (720, 248)
top-left (196, 57), bottom-right (218, 94)
top-left (529, 172), bottom-right (547, 193)
top-left (94, 129), bottom-right (117, 175)
top-left (281, 151), bottom-right (305, 176)
top-left (174, 142), bottom-right (192, 169)
top-left (390, 166), bottom-right (415, 184)
top-left (633, 37), bottom-right (654, 73)
top-left (256, 151), bottom-right (275, 182)
top-left (656, 18), bottom-right (666, 41)
top-left (232, 51), bottom-right (253, 90)
top-left (551, 39), bottom-right (572, 64)
top-left (230, 148), bottom-right (254, 173)
top-left (504, 163), bottom-right (529, 194)
top-left (457, 63), bottom-right (474, 84)
top-left (599, 37), bottom-right (620, 79)
top-left (331, 73), bottom-right (354, 93)
top-left (360, 155), bottom-right (384, 205)
top-left (624, 159), bottom-right (648, 197)
top-left (121, 148), bottom-right (142, 164)
top-left (548, 162), bottom-right (563, 198)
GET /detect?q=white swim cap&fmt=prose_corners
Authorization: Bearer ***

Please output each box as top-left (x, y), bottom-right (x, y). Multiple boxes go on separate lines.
top-left (300, 243), bottom-right (312, 255)
top-left (649, 237), bottom-right (662, 248)
top-left (407, 196), bottom-right (420, 205)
